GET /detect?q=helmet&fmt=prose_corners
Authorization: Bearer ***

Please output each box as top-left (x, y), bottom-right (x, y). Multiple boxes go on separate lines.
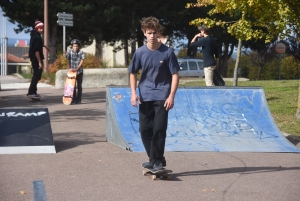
top-left (71, 39), bottom-right (81, 45)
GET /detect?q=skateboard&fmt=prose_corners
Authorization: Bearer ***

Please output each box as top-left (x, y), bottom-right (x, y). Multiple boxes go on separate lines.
top-left (213, 70), bottom-right (226, 86)
top-left (142, 168), bottom-right (172, 180)
top-left (27, 96), bottom-right (41, 102)
top-left (63, 71), bottom-right (77, 105)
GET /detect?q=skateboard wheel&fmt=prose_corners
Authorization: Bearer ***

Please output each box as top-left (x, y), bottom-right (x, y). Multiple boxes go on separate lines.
top-left (151, 175), bottom-right (156, 180)
top-left (142, 170), bottom-right (147, 176)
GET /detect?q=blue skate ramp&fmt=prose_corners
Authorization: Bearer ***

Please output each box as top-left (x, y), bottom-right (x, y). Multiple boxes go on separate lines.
top-left (106, 86), bottom-right (300, 153)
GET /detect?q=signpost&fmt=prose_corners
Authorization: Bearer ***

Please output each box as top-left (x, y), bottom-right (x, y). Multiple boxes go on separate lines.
top-left (57, 20), bottom-right (73, 27)
top-left (275, 43), bottom-right (286, 80)
top-left (57, 12), bottom-right (73, 53)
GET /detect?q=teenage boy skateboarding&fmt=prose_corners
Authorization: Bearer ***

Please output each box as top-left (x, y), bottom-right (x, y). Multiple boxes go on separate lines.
top-left (27, 20), bottom-right (49, 98)
top-left (128, 16), bottom-right (180, 171)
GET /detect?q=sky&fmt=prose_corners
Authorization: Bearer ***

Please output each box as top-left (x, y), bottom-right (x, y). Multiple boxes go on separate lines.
top-left (5, 20), bottom-right (30, 39)
top-left (0, 8), bottom-right (30, 40)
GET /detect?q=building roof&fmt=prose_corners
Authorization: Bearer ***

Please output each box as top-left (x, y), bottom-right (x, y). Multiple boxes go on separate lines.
top-left (0, 53), bottom-right (28, 63)
top-left (22, 53), bottom-right (29, 58)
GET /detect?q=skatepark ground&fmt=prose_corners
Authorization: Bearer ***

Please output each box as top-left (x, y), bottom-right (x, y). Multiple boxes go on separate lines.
top-left (0, 75), bottom-right (300, 201)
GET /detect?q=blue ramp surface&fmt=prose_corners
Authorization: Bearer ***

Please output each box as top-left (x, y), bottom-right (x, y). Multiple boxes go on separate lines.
top-left (106, 86), bottom-right (300, 152)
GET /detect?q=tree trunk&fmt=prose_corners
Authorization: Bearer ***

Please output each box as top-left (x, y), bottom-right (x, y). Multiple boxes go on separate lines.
top-left (94, 32), bottom-right (103, 59)
top-left (220, 42), bottom-right (229, 76)
top-left (187, 39), bottom-right (197, 57)
top-left (137, 30), bottom-right (144, 48)
top-left (233, 39), bottom-right (242, 86)
top-left (257, 67), bottom-right (262, 80)
top-left (48, 24), bottom-right (57, 64)
top-left (131, 39), bottom-right (136, 59)
top-left (124, 39), bottom-right (129, 66)
top-left (218, 42), bottom-right (234, 77)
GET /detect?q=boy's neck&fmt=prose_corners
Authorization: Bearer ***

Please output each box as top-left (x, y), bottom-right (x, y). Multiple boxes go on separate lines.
top-left (147, 42), bottom-right (161, 51)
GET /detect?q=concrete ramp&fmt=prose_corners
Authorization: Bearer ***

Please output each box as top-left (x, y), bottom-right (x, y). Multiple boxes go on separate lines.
top-left (106, 86), bottom-right (300, 152)
top-left (0, 108), bottom-right (56, 154)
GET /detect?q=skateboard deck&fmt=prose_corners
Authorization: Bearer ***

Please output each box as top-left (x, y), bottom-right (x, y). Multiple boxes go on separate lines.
top-left (213, 70), bottom-right (226, 86)
top-left (63, 71), bottom-right (77, 105)
top-left (27, 96), bottom-right (41, 102)
top-left (142, 168), bottom-right (172, 180)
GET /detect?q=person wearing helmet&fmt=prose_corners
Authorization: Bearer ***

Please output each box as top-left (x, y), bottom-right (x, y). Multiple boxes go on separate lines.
top-left (65, 39), bottom-right (85, 104)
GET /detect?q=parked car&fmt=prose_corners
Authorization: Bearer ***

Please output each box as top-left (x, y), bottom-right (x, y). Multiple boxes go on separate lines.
top-left (177, 58), bottom-right (204, 78)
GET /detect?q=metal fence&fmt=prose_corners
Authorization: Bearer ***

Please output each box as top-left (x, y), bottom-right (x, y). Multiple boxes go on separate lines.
top-left (0, 10), bottom-right (7, 76)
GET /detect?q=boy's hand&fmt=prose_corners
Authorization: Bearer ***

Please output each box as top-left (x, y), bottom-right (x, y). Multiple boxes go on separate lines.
top-left (164, 97), bottom-right (174, 111)
top-left (43, 45), bottom-right (50, 52)
top-left (131, 93), bottom-right (141, 107)
top-left (38, 62), bottom-right (43, 69)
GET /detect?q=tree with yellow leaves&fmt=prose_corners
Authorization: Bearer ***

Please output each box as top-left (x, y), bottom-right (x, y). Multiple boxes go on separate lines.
top-left (187, 0), bottom-right (299, 42)
top-left (187, 0), bottom-right (300, 116)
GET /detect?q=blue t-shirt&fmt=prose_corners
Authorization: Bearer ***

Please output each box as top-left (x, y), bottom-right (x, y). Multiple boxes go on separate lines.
top-left (128, 44), bottom-right (180, 102)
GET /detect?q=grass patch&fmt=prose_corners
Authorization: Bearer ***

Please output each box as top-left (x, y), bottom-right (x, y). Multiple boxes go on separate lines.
top-left (180, 79), bottom-right (300, 137)
top-left (18, 73), bottom-right (32, 79)
top-left (19, 72), bottom-right (56, 85)
top-left (41, 72), bottom-right (56, 85)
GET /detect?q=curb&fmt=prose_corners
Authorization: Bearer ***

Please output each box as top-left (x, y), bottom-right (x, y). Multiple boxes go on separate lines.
top-left (14, 73), bottom-right (27, 79)
top-left (282, 132), bottom-right (300, 143)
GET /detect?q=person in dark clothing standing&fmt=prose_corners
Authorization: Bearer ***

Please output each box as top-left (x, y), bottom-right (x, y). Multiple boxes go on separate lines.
top-left (128, 17), bottom-right (180, 171)
top-left (27, 20), bottom-right (49, 98)
top-left (190, 25), bottom-right (219, 86)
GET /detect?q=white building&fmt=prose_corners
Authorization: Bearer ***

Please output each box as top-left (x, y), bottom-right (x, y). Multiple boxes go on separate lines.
top-left (81, 40), bottom-right (134, 67)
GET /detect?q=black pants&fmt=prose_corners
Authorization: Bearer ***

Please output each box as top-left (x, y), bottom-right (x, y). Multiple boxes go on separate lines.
top-left (139, 100), bottom-right (169, 163)
top-left (73, 72), bottom-right (83, 101)
top-left (28, 60), bottom-right (43, 95)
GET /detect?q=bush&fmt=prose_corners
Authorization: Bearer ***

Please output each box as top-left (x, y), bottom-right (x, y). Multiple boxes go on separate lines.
top-left (227, 54), bottom-right (252, 78)
top-left (280, 56), bottom-right (300, 79)
top-left (263, 60), bottom-right (280, 80)
top-left (177, 48), bottom-right (202, 59)
top-left (227, 53), bottom-right (300, 80)
top-left (48, 53), bottom-right (102, 73)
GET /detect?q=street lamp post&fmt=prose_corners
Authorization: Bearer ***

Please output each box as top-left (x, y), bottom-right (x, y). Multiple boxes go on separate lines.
top-left (44, 0), bottom-right (49, 72)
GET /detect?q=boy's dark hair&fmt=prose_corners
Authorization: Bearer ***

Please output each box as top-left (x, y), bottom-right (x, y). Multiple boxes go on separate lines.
top-left (159, 25), bottom-right (166, 36)
top-left (198, 25), bottom-right (210, 35)
top-left (140, 16), bottom-right (162, 33)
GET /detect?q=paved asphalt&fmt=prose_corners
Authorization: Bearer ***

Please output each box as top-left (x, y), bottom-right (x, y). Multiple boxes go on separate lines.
top-left (0, 75), bottom-right (299, 201)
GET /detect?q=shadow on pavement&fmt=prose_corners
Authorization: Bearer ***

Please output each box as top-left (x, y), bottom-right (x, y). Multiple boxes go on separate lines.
top-left (173, 166), bottom-right (300, 178)
top-left (54, 132), bottom-right (106, 152)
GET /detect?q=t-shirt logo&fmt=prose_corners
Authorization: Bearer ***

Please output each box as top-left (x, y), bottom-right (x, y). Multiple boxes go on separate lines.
top-left (160, 61), bottom-right (163, 63)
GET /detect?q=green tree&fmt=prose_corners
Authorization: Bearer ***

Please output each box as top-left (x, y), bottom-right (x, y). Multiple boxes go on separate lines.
top-left (286, 39), bottom-right (300, 119)
top-left (281, 56), bottom-right (300, 80)
top-left (0, 0), bottom-right (133, 63)
top-left (187, 0), bottom-right (299, 42)
top-left (187, 0), bottom-right (299, 85)
top-left (0, 0), bottom-right (94, 63)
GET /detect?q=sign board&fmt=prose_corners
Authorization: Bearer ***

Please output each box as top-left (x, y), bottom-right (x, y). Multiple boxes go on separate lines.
top-left (57, 20), bottom-right (73, 27)
top-left (275, 43), bottom-right (286, 54)
top-left (57, 12), bottom-right (73, 20)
